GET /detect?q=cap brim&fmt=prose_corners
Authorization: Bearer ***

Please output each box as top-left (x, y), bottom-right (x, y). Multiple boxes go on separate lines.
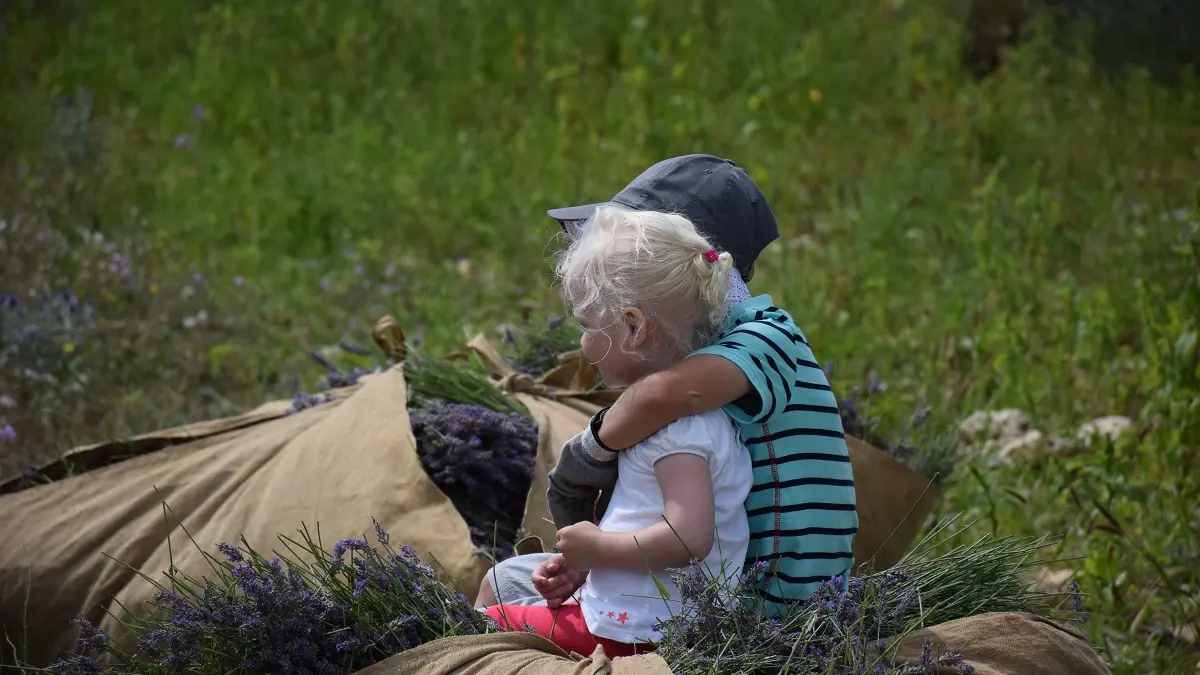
top-left (546, 202), bottom-right (612, 223)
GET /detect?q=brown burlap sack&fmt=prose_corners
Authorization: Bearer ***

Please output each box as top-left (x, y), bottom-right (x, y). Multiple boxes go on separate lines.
top-left (348, 612), bottom-right (1109, 675)
top-left (0, 366), bottom-right (495, 667)
top-left (890, 612), bottom-right (1112, 675)
top-left (847, 436), bottom-right (943, 572)
top-left (352, 632), bottom-right (672, 675)
top-left (466, 333), bottom-right (942, 572)
top-left (0, 323), bottom-right (608, 669)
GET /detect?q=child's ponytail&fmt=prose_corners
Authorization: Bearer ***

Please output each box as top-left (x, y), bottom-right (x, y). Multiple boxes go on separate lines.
top-left (693, 248), bottom-right (735, 330)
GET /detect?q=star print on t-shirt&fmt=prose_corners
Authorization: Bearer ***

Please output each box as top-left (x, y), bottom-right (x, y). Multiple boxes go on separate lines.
top-left (606, 611), bottom-right (615, 618)
top-left (617, 612), bottom-right (629, 624)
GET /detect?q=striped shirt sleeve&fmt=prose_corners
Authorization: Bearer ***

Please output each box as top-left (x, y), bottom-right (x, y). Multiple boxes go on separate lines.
top-left (692, 307), bottom-right (815, 425)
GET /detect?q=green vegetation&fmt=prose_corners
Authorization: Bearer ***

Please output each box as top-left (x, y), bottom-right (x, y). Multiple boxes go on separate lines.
top-left (1, 1), bottom-right (1197, 672)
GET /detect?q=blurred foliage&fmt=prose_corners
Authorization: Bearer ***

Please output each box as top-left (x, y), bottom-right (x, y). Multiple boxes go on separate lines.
top-left (1, 0), bottom-right (1198, 671)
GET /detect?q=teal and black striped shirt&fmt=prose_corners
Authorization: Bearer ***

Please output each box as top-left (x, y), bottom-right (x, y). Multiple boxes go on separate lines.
top-left (693, 294), bottom-right (858, 617)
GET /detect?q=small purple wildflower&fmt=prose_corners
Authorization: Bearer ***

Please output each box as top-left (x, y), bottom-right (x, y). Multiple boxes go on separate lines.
top-left (285, 392), bottom-right (332, 415)
top-left (911, 406), bottom-right (932, 427)
top-left (919, 638), bottom-right (935, 672)
top-left (868, 371), bottom-right (887, 394)
top-left (74, 619), bottom-right (109, 653)
top-left (331, 537), bottom-right (369, 560)
top-left (0, 424), bottom-right (15, 443)
top-left (373, 518), bottom-right (390, 545)
top-left (339, 339), bottom-right (372, 357)
top-left (1066, 580), bottom-right (1091, 623)
top-left (217, 542), bottom-right (245, 563)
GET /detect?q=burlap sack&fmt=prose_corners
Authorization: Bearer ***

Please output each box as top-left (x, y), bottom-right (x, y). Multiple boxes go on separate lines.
top-left (889, 612), bottom-right (1112, 675)
top-left (0, 323), bottom-right (608, 669)
top-left (349, 612), bottom-right (1109, 675)
top-left (846, 436), bottom-right (943, 572)
top-left (466, 334), bottom-right (942, 572)
top-left (352, 632), bottom-right (672, 675)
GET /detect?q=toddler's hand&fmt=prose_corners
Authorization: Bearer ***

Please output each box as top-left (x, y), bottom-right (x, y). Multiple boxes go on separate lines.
top-left (555, 520), bottom-right (604, 571)
top-left (531, 554), bottom-right (587, 608)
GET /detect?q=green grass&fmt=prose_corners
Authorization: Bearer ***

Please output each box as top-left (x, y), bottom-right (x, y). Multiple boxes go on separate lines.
top-left (1, 1), bottom-right (1198, 672)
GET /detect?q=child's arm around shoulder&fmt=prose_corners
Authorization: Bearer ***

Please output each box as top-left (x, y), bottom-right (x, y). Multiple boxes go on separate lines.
top-left (596, 300), bottom-right (808, 449)
top-left (596, 354), bottom-right (752, 451)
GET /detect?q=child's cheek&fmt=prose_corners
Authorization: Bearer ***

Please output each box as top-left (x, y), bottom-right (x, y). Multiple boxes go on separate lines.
top-left (580, 333), bottom-right (602, 365)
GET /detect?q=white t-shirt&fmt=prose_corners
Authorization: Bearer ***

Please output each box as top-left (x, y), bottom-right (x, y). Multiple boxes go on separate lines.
top-left (577, 410), bottom-right (753, 644)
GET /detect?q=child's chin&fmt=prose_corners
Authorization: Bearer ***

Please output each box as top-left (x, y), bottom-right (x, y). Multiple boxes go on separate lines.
top-left (598, 373), bottom-right (627, 389)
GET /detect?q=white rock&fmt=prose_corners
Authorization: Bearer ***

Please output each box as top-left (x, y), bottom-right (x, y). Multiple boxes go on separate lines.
top-left (1076, 416), bottom-right (1133, 447)
top-left (959, 409), bottom-right (1032, 444)
top-left (997, 429), bottom-right (1047, 463)
top-left (1048, 435), bottom-right (1077, 456)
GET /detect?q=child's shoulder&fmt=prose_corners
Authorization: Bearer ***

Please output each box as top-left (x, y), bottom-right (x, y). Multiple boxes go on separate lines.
top-left (723, 294), bottom-right (802, 328)
top-left (637, 410), bottom-right (740, 457)
top-left (718, 294), bottom-right (810, 348)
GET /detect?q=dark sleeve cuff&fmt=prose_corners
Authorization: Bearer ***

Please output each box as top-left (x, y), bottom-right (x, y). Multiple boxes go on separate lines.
top-left (589, 406), bottom-right (618, 453)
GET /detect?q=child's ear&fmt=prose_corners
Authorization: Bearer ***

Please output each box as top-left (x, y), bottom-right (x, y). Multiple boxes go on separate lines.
top-left (622, 307), bottom-right (649, 349)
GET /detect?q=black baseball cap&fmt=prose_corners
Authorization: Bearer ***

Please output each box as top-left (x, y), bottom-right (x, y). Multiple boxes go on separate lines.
top-left (547, 154), bottom-right (779, 281)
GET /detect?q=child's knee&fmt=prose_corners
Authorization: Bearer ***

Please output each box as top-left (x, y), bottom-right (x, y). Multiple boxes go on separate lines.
top-left (475, 573), bottom-right (498, 609)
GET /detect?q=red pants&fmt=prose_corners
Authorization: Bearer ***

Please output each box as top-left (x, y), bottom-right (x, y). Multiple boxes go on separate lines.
top-left (482, 601), bottom-right (654, 658)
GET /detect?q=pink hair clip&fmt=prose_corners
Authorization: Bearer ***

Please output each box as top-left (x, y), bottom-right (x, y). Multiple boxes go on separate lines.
top-left (703, 249), bottom-right (720, 263)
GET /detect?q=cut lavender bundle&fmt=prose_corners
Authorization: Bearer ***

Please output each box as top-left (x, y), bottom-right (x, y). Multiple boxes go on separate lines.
top-left (656, 518), bottom-right (1078, 674)
top-left (410, 401), bottom-right (539, 559)
top-left (295, 340), bottom-right (527, 416)
top-left (506, 314), bottom-right (588, 379)
top-left (47, 520), bottom-right (491, 675)
top-left (402, 351), bottom-right (527, 416)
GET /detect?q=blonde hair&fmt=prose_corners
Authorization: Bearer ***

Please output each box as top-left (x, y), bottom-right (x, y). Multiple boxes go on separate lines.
top-left (555, 206), bottom-right (735, 357)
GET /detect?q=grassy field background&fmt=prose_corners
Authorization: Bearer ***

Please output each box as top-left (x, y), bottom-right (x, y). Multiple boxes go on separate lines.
top-left (2, 1), bottom-right (1198, 672)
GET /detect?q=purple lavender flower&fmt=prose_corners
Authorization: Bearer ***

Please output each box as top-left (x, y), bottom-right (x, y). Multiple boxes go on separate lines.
top-left (74, 619), bottom-right (108, 653)
top-left (285, 392), bottom-right (332, 415)
top-left (919, 638), bottom-right (935, 672)
top-left (868, 371), bottom-right (887, 394)
top-left (217, 542), bottom-right (245, 563)
top-left (410, 402), bottom-right (538, 556)
top-left (331, 537), bottom-right (369, 560)
top-left (1066, 580), bottom-right (1091, 623)
top-left (0, 424), bottom-right (15, 443)
top-left (74, 525), bottom-right (494, 675)
top-left (373, 518), bottom-right (390, 545)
